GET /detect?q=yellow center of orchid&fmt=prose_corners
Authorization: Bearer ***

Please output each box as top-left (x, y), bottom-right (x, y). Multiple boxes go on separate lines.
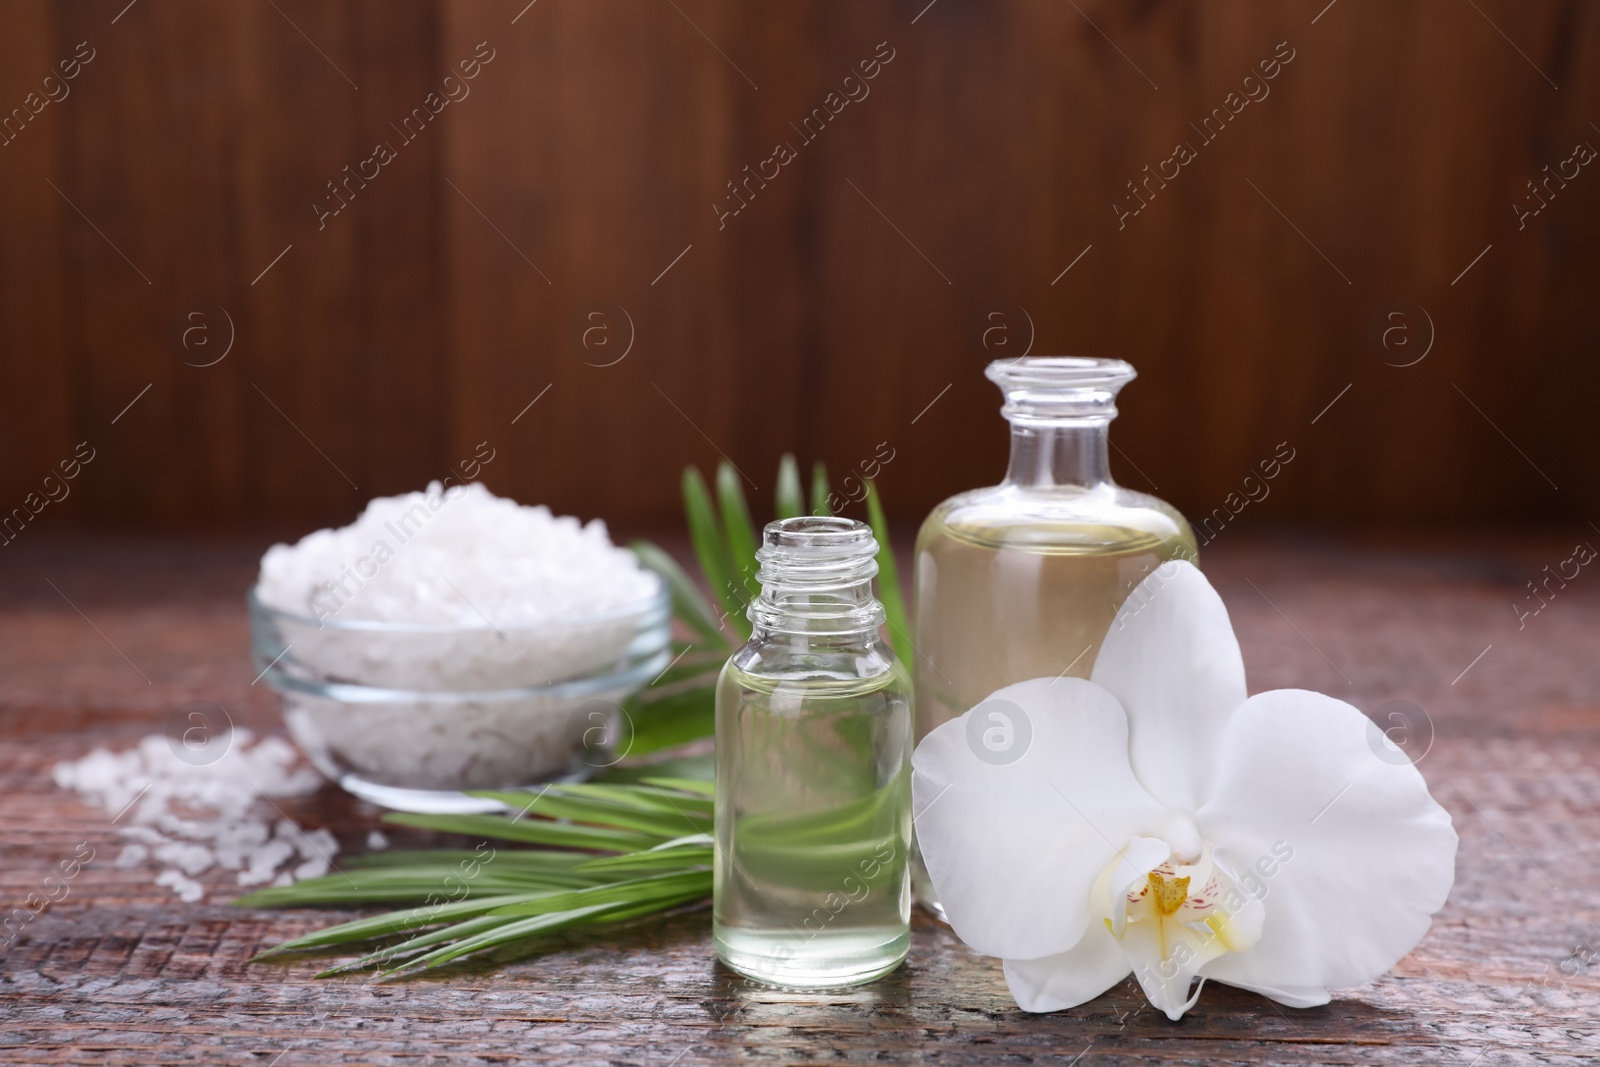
top-left (1094, 840), bottom-right (1267, 1019)
top-left (1147, 871), bottom-right (1190, 916)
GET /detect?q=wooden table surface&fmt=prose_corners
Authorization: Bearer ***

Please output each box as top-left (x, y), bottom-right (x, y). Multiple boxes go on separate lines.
top-left (1, 533), bottom-right (1597, 1065)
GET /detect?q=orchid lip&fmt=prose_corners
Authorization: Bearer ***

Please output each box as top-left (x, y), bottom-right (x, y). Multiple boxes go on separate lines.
top-left (1096, 836), bottom-right (1267, 1020)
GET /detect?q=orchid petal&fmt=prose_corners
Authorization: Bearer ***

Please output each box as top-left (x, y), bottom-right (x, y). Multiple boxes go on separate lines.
top-left (1091, 561), bottom-right (1247, 811)
top-left (1196, 689), bottom-right (1457, 1001)
top-left (912, 677), bottom-right (1167, 960)
top-left (1206, 847), bottom-right (1266, 953)
top-left (1002, 921), bottom-right (1133, 1013)
top-left (1120, 917), bottom-right (1222, 1021)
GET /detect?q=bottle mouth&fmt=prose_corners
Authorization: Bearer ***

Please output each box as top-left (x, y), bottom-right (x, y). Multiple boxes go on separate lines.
top-left (986, 357), bottom-right (1135, 424)
top-left (756, 516), bottom-right (879, 586)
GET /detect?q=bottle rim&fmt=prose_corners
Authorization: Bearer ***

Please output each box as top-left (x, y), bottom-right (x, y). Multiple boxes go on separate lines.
top-left (986, 356), bottom-right (1135, 424)
top-left (760, 515), bottom-right (878, 555)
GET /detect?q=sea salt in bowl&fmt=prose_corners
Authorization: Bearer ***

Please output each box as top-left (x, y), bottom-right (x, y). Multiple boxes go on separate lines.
top-left (249, 590), bottom-right (670, 812)
top-left (250, 589), bottom-right (662, 692)
top-left (248, 483), bottom-right (672, 812)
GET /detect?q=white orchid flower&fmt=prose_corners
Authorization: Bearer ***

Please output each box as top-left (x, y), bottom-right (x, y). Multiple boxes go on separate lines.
top-left (911, 560), bottom-right (1457, 1019)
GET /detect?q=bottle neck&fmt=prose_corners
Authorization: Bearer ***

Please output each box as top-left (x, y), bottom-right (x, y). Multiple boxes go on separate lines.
top-left (1002, 419), bottom-right (1113, 489)
top-left (745, 515), bottom-right (885, 641)
top-left (748, 576), bottom-right (884, 640)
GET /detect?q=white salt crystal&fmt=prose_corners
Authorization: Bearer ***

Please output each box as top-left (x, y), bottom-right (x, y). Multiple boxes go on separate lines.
top-left (213, 820), bottom-right (271, 870)
top-left (366, 830), bottom-right (389, 851)
top-left (155, 815), bottom-right (211, 840)
top-left (255, 837), bottom-right (297, 867)
top-left (293, 856), bottom-right (330, 881)
top-left (153, 841), bottom-right (215, 877)
top-left (53, 729), bottom-right (337, 902)
top-left (300, 828), bottom-right (339, 861)
top-left (236, 866), bottom-right (276, 888)
top-left (114, 844), bottom-right (149, 868)
top-left (256, 482), bottom-right (656, 630)
top-left (238, 839), bottom-right (296, 885)
top-left (155, 869), bottom-right (205, 903)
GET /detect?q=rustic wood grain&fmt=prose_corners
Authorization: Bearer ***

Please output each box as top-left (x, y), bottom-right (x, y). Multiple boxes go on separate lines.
top-left (0, 534), bottom-right (1596, 1064)
top-left (1, 0), bottom-right (1598, 532)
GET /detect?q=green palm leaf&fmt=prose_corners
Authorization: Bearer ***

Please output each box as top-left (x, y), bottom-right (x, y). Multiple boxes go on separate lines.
top-left (381, 811), bottom-right (664, 852)
top-left (681, 466), bottom-right (740, 628)
top-left (620, 684), bottom-right (716, 759)
top-left (241, 782), bottom-right (719, 977)
top-left (630, 541), bottom-right (728, 647)
top-left (716, 462), bottom-right (760, 609)
top-left (775, 453), bottom-right (804, 519)
top-left (865, 478), bottom-right (914, 668)
top-left (810, 461), bottom-right (832, 516)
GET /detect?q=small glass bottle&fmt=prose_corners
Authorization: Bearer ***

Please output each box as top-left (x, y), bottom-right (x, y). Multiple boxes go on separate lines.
top-left (912, 358), bottom-right (1198, 913)
top-left (713, 517), bottom-right (913, 987)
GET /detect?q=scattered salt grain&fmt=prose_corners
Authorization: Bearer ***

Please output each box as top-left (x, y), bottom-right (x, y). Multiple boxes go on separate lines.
top-left (155, 870), bottom-right (206, 904)
top-left (114, 844), bottom-right (149, 868)
top-left (366, 830), bottom-right (390, 851)
top-left (237, 838), bottom-right (296, 887)
top-left (293, 856), bottom-right (331, 881)
top-left (152, 841), bottom-right (215, 877)
top-left (53, 729), bottom-right (335, 903)
top-left (299, 827), bottom-right (339, 861)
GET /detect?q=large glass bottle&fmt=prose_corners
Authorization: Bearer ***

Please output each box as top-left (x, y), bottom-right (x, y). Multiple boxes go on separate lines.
top-left (912, 358), bottom-right (1197, 912)
top-left (714, 517), bottom-right (913, 987)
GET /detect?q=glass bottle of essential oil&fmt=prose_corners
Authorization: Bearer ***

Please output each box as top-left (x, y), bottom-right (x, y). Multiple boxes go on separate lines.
top-left (714, 517), bottom-right (912, 988)
top-left (912, 358), bottom-right (1198, 914)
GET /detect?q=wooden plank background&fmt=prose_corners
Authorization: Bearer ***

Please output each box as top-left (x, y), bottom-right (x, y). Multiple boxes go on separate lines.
top-left (0, 0), bottom-right (1597, 533)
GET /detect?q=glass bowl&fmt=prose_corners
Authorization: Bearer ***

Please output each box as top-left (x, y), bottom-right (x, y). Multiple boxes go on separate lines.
top-left (248, 583), bottom-right (672, 813)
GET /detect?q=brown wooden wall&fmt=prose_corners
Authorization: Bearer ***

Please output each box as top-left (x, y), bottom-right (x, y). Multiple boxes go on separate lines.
top-left (1, 0), bottom-right (1596, 537)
